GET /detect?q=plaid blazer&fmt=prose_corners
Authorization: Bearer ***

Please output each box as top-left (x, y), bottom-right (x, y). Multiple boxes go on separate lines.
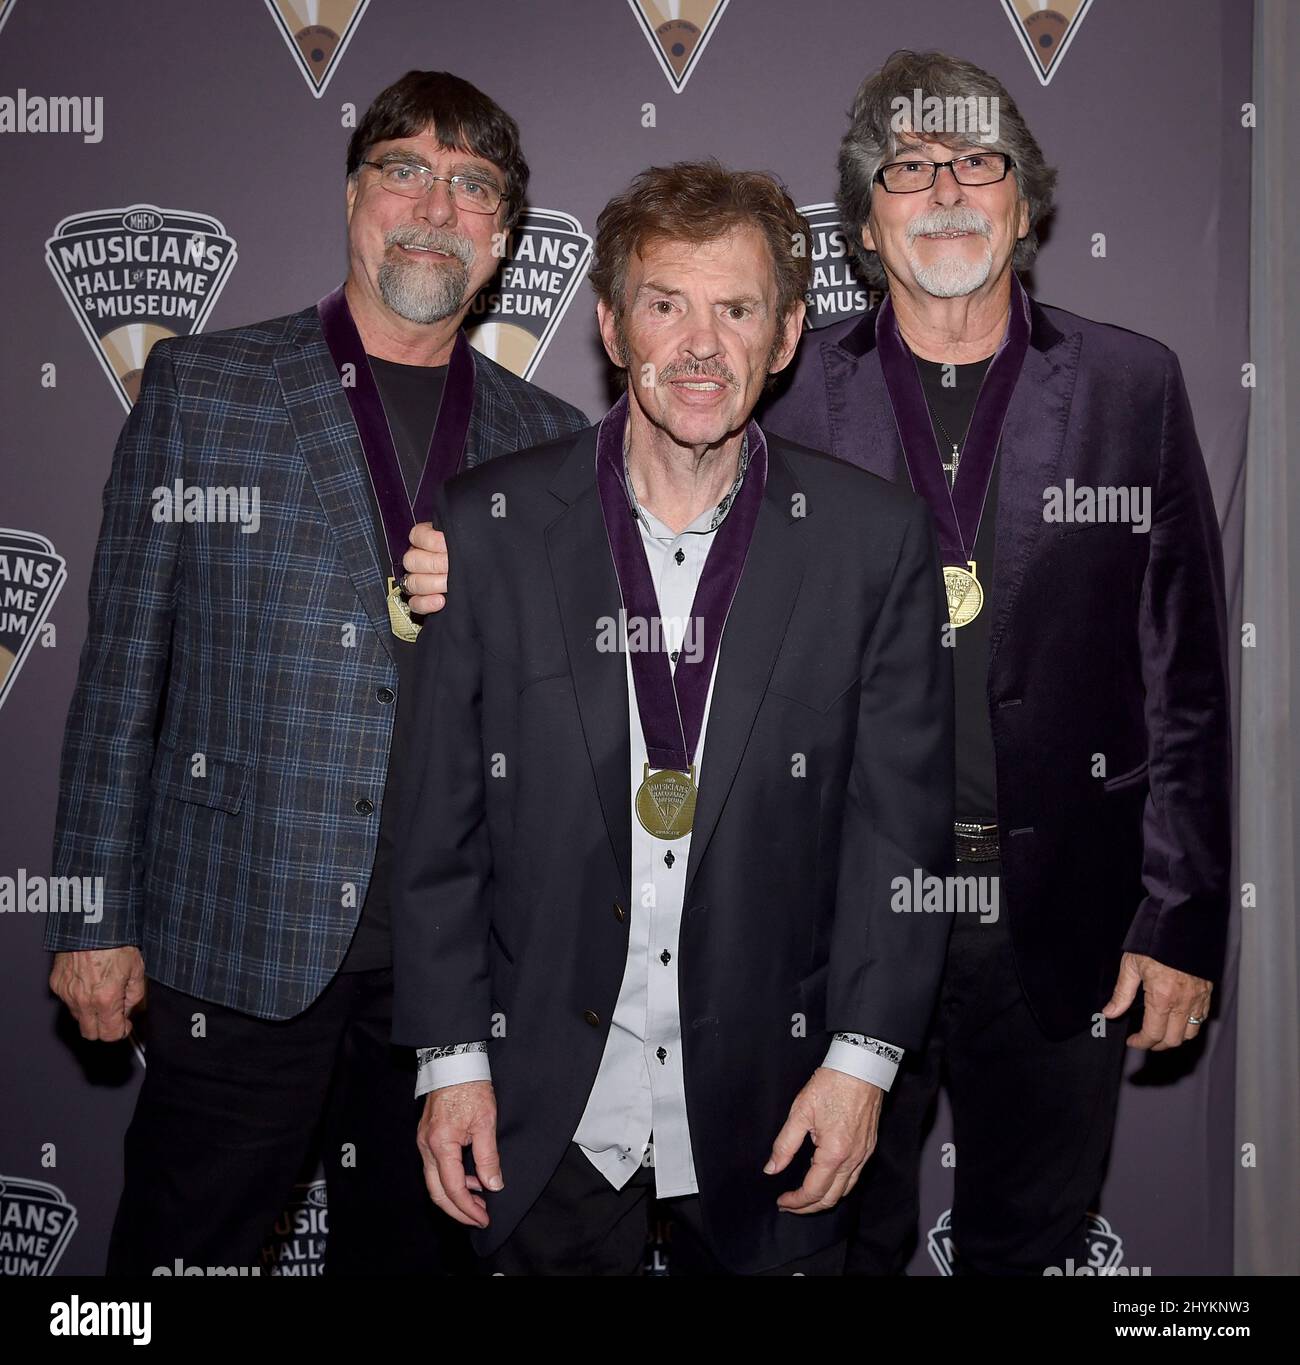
top-left (45, 301), bottom-right (588, 1019)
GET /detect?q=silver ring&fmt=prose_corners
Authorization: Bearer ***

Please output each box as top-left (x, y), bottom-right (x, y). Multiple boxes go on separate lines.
top-left (1187, 1014), bottom-right (1205, 1026)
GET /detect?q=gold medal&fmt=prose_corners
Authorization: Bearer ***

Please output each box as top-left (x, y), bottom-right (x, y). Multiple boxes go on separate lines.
top-left (635, 763), bottom-right (698, 840)
top-left (386, 576), bottom-right (420, 642)
top-left (943, 560), bottom-right (983, 627)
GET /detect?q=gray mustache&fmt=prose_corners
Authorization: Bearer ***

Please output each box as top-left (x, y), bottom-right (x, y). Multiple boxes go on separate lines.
top-left (384, 225), bottom-right (475, 265)
top-left (906, 208), bottom-right (992, 240)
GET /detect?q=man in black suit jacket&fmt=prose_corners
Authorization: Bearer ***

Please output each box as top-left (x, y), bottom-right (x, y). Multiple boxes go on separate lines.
top-left (390, 162), bottom-right (955, 1274)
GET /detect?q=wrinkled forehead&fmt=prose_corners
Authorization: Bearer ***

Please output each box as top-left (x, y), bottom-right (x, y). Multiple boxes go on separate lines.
top-left (628, 225), bottom-right (778, 285)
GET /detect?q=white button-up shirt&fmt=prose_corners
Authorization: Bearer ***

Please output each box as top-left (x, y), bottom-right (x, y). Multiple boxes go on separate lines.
top-left (414, 434), bottom-right (903, 1199)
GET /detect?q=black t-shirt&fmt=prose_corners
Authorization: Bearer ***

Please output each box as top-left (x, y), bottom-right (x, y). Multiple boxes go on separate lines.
top-left (914, 354), bottom-right (999, 824)
top-left (338, 355), bottom-right (447, 973)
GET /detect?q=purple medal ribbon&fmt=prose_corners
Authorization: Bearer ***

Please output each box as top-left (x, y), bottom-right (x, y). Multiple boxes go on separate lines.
top-left (875, 274), bottom-right (1031, 564)
top-left (317, 284), bottom-right (475, 573)
top-left (595, 393), bottom-right (767, 773)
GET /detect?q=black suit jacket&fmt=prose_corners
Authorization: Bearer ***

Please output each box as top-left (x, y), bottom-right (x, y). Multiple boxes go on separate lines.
top-left (390, 425), bottom-right (955, 1272)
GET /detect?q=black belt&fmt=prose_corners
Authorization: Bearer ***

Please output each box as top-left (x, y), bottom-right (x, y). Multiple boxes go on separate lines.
top-left (955, 821), bottom-right (999, 863)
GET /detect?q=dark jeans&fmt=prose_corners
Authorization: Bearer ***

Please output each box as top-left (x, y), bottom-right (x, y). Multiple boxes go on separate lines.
top-left (481, 1141), bottom-right (846, 1276)
top-left (107, 967), bottom-right (471, 1276)
top-left (847, 860), bottom-right (1129, 1276)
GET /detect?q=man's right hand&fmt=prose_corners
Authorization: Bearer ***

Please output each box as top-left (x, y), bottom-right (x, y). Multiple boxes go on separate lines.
top-left (49, 947), bottom-right (146, 1042)
top-left (401, 522), bottom-right (448, 616)
top-left (416, 1080), bottom-right (502, 1228)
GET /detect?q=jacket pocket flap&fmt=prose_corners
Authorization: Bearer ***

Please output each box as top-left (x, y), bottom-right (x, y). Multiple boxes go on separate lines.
top-left (150, 746), bottom-right (247, 814)
top-left (1103, 758), bottom-right (1149, 793)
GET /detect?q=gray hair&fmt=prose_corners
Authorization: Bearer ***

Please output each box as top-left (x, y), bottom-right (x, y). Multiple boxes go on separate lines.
top-left (836, 50), bottom-right (1057, 289)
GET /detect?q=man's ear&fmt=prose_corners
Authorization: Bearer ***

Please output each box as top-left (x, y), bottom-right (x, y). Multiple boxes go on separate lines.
top-left (346, 174), bottom-right (358, 226)
top-left (1017, 196), bottom-right (1030, 241)
top-left (769, 299), bottom-right (807, 376)
top-left (596, 298), bottom-right (627, 371)
top-left (860, 222), bottom-right (877, 254)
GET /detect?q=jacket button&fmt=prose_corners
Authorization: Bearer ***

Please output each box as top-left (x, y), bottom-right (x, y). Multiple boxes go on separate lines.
top-left (355, 798), bottom-right (374, 815)
top-left (613, 902), bottom-right (625, 922)
top-left (582, 1009), bottom-right (601, 1027)
top-left (376, 686), bottom-right (395, 704)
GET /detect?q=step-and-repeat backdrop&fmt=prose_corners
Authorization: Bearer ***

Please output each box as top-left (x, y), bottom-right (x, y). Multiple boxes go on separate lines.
top-left (1, 0), bottom-right (1249, 1275)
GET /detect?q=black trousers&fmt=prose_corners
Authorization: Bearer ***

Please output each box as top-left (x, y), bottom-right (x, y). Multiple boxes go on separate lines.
top-left (106, 968), bottom-right (472, 1276)
top-left (847, 861), bottom-right (1129, 1276)
top-left (482, 1141), bottom-right (846, 1276)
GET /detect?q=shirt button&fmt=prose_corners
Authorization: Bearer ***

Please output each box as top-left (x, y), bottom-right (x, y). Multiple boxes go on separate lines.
top-left (660, 949), bottom-right (671, 965)
top-left (583, 1009), bottom-right (601, 1027)
top-left (674, 549), bottom-right (685, 565)
top-left (375, 686), bottom-right (395, 704)
top-left (613, 901), bottom-right (626, 922)
top-left (354, 798), bottom-right (374, 815)
top-left (656, 1046), bottom-right (668, 1064)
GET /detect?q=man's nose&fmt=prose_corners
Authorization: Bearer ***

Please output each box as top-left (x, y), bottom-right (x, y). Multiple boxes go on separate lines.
top-left (680, 318), bottom-right (724, 362)
top-left (414, 180), bottom-right (458, 228)
top-left (929, 162), bottom-right (968, 208)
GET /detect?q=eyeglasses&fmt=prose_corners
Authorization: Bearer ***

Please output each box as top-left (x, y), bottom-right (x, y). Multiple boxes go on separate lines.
top-left (362, 159), bottom-right (505, 214)
top-left (873, 152), bottom-right (1015, 194)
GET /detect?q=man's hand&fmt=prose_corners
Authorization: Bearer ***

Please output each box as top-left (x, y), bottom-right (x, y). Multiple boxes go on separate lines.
top-left (401, 522), bottom-right (448, 615)
top-left (49, 947), bottom-right (146, 1042)
top-left (416, 1080), bottom-right (502, 1227)
top-left (1102, 951), bottom-right (1213, 1050)
top-left (765, 1066), bottom-right (883, 1213)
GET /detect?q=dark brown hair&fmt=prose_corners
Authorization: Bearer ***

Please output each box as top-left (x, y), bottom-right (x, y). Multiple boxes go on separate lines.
top-left (346, 71), bottom-right (529, 232)
top-left (589, 160), bottom-right (812, 330)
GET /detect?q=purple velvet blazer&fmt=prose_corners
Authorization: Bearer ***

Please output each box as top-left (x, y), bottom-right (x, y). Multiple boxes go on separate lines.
top-left (761, 292), bottom-right (1232, 1039)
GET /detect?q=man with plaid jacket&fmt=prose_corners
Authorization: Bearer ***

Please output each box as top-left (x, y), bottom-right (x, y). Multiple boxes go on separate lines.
top-left (44, 71), bottom-right (586, 1275)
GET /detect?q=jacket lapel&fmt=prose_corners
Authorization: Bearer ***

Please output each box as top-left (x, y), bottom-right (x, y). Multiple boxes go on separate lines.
top-left (822, 309), bottom-right (903, 482)
top-left (683, 443), bottom-right (809, 904)
top-left (274, 310), bottom-right (399, 666)
top-left (546, 429), bottom-right (633, 896)
top-left (462, 350), bottom-right (524, 471)
top-left (988, 306), bottom-right (1081, 665)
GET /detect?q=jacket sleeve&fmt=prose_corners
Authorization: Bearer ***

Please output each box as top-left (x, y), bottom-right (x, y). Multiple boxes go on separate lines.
top-left (827, 497), bottom-right (955, 1051)
top-left (1121, 351), bottom-right (1232, 981)
top-left (389, 481), bottom-right (495, 1047)
top-left (46, 342), bottom-right (185, 953)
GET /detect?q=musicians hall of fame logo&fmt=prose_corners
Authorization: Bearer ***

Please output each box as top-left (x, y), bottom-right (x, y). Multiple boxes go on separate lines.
top-left (1001, 0), bottom-right (1094, 86)
top-left (627, 0), bottom-right (731, 93)
top-left (0, 1176), bottom-right (79, 1276)
top-left (463, 208), bottom-right (592, 381)
top-left (797, 204), bottom-right (879, 331)
top-left (0, 529), bottom-right (66, 715)
top-left (264, 0), bottom-right (369, 98)
top-left (927, 1209), bottom-right (1128, 1275)
top-left (260, 1180), bottom-right (328, 1275)
top-left (46, 205), bottom-right (237, 411)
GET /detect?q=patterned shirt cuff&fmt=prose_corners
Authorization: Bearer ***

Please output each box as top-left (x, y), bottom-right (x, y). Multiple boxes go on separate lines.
top-left (821, 1034), bottom-right (903, 1091)
top-left (414, 1041), bottom-right (491, 1098)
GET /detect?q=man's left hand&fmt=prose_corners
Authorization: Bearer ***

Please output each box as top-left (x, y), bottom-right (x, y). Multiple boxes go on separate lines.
top-left (765, 1067), bottom-right (882, 1213)
top-left (1102, 951), bottom-right (1213, 1050)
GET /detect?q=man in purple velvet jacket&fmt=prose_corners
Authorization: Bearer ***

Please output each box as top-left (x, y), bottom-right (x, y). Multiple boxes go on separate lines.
top-left (760, 51), bottom-right (1232, 1277)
